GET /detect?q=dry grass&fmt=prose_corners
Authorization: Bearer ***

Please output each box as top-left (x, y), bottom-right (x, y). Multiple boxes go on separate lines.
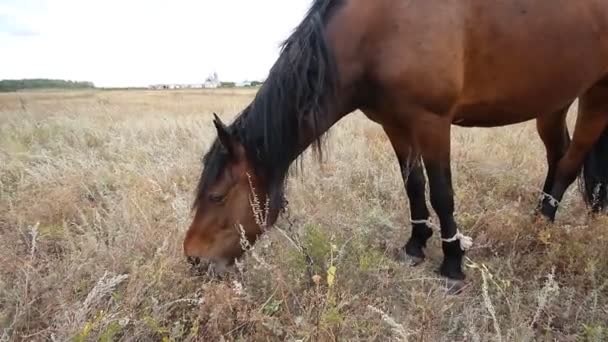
top-left (1, 89), bottom-right (607, 341)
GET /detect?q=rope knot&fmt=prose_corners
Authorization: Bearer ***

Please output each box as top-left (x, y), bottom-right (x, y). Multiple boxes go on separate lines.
top-left (442, 231), bottom-right (474, 251)
top-left (411, 218), bottom-right (473, 251)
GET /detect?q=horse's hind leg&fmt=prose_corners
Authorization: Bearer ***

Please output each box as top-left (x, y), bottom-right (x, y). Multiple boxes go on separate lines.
top-left (539, 83), bottom-right (608, 220)
top-left (383, 127), bottom-right (433, 265)
top-left (535, 106), bottom-right (571, 211)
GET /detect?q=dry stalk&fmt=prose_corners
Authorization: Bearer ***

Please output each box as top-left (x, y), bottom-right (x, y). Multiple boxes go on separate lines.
top-left (368, 305), bottom-right (410, 341)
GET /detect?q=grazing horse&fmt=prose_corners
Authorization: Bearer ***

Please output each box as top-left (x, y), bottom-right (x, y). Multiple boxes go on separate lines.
top-left (184, 0), bottom-right (608, 288)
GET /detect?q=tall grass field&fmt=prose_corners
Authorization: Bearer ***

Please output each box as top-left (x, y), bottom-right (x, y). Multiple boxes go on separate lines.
top-left (1, 89), bottom-right (607, 341)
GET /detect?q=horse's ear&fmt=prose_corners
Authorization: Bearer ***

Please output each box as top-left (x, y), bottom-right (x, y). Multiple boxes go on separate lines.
top-left (213, 113), bottom-right (237, 157)
top-left (213, 112), bottom-right (228, 134)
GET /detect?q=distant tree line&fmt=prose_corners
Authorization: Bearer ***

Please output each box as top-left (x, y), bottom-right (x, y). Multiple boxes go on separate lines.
top-left (0, 79), bottom-right (95, 92)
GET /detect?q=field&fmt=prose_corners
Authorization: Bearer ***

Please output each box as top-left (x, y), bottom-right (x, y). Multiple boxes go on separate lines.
top-left (1, 89), bottom-right (607, 341)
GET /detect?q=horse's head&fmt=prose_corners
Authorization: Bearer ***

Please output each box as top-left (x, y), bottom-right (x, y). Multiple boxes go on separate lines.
top-left (183, 114), bottom-right (270, 272)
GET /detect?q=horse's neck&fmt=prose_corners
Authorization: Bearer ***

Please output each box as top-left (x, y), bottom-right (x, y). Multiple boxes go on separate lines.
top-left (290, 101), bottom-right (354, 163)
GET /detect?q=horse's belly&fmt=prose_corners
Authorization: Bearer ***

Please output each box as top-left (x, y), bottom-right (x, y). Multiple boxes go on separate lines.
top-left (452, 105), bottom-right (540, 127)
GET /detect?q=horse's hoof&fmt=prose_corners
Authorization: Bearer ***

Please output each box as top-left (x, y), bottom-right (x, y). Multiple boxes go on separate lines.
top-left (445, 278), bottom-right (466, 295)
top-left (397, 249), bottom-right (425, 266)
top-left (407, 255), bottom-right (425, 266)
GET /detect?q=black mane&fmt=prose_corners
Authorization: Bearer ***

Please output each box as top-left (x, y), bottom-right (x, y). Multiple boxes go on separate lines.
top-left (194, 0), bottom-right (342, 212)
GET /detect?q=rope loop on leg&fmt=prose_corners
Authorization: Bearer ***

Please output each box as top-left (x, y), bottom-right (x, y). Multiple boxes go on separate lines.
top-left (441, 231), bottom-right (473, 250)
top-left (410, 218), bottom-right (473, 251)
top-left (540, 192), bottom-right (560, 208)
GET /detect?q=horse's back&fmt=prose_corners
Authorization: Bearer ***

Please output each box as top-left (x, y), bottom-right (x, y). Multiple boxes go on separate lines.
top-left (457, 0), bottom-right (608, 122)
top-left (338, 0), bottom-right (608, 122)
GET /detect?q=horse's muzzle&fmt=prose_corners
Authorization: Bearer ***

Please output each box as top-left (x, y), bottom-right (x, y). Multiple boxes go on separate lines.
top-left (187, 257), bottom-right (229, 277)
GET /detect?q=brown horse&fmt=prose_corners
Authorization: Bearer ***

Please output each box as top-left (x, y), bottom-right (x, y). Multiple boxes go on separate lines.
top-left (184, 0), bottom-right (608, 288)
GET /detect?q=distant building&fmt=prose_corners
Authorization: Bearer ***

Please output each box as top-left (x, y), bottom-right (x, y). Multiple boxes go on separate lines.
top-left (148, 72), bottom-right (222, 90)
top-left (149, 82), bottom-right (211, 90)
top-left (203, 72), bottom-right (220, 88)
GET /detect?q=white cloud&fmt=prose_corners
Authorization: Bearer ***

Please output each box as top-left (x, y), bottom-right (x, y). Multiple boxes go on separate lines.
top-left (0, 0), bottom-right (311, 87)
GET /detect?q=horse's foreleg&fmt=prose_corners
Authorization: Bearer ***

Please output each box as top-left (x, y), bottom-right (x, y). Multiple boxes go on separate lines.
top-left (402, 158), bottom-right (434, 264)
top-left (414, 117), bottom-right (467, 290)
top-left (383, 127), bottom-right (433, 264)
top-left (423, 160), bottom-right (466, 280)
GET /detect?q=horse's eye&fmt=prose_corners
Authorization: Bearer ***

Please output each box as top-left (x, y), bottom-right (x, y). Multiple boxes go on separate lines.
top-left (208, 194), bottom-right (225, 204)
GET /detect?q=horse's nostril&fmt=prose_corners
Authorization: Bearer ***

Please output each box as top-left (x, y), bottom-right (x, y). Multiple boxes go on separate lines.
top-left (186, 257), bottom-right (229, 278)
top-left (187, 256), bottom-right (201, 267)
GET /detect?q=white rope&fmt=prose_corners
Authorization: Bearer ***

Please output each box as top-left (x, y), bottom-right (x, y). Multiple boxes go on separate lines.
top-left (540, 192), bottom-right (560, 208)
top-left (410, 218), bottom-right (440, 230)
top-left (410, 218), bottom-right (473, 251)
top-left (442, 231), bottom-right (474, 251)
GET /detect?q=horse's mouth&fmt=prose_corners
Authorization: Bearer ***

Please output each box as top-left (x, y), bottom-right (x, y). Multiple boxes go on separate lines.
top-left (187, 257), bottom-right (231, 278)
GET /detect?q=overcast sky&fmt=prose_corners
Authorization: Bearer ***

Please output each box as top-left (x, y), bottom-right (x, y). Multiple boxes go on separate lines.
top-left (0, 0), bottom-right (311, 87)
